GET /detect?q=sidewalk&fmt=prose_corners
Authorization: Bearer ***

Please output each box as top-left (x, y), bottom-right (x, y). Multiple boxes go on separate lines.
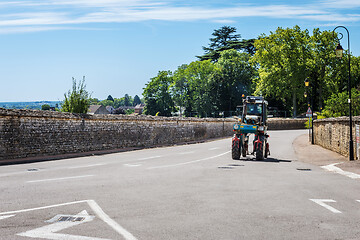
top-left (293, 134), bottom-right (360, 176)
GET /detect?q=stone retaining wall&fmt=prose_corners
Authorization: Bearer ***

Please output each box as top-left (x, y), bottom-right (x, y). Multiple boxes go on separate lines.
top-left (0, 108), bottom-right (236, 161)
top-left (0, 108), bottom-right (307, 162)
top-left (313, 116), bottom-right (360, 158)
top-left (268, 118), bottom-right (307, 130)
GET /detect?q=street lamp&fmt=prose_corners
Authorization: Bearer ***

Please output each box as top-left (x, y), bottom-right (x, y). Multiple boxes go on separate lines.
top-left (333, 26), bottom-right (354, 161)
top-left (304, 78), bottom-right (314, 144)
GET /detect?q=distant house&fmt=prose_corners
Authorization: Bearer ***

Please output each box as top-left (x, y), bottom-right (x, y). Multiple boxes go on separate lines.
top-left (88, 105), bottom-right (110, 115)
top-left (135, 104), bottom-right (145, 115)
top-left (106, 106), bottom-right (115, 114)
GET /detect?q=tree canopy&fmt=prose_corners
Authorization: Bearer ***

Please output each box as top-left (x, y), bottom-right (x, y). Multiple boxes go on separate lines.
top-left (197, 26), bottom-right (255, 62)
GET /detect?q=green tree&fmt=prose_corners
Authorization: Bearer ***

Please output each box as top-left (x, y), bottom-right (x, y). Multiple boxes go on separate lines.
top-left (62, 77), bottom-right (91, 113)
top-left (198, 26), bottom-right (255, 61)
top-left (133, 95), bottom-right (141, 106)
top-left (89, 98), bottom-right (100, 105)
top-left (320, 88), bottom-right (360, 118)
top-left (252, 26), bottom-right (311, 117)
top-left (99, 99), bottom-right (114, 107)
top-left (41, 104), bottom-right (50, 110)
top-left (107, 95), bottom-right (114, 102)
top-left (214, 49), bottom-right (255, 114)
top-left (124, 94), bottom-right (131, 106)
top-left (143, 71), bottom-right (175, 116)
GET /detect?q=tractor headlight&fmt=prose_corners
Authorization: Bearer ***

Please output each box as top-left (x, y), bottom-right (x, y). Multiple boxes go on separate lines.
top-left (233, 124), bottom-right (240, 130)
top-left (258, 126), bottom-right (265, 131)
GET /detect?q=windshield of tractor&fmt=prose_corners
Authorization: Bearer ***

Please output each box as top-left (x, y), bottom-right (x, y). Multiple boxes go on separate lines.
top-left (246, 103), bottom-right (262, 115)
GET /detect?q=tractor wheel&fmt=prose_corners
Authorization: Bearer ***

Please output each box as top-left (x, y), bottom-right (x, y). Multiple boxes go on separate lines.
top-left (255, 135), bottom-right (265, 161)
top-left (232, 136), bottom-right (241, 160)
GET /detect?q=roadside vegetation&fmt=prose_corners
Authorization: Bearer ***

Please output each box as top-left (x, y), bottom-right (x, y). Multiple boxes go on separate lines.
top-left (143, 25), bottom-right (360, 118)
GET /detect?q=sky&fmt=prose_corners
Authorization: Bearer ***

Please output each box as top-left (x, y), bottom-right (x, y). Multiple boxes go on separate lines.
top-left (1, 0), bottom-right (360, 102)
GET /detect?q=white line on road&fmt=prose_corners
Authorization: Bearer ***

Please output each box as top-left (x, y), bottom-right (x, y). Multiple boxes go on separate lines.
top-left (87, 200), bottom-right (138, 240)
top-left (148, 151), bottom-right (230, 169)
top-left (177, 151), bottom-right (195, 155)
top-left (321, 163), bottom-right (360, 179)
top-left (0, 215), bottom-right (15, 220)
top-left (26, 175), bottom-right (94, 183)
top-left (310, 199), bottom-right (342, 213)
top-left (138, 156), bottom-right (161, 161)
top-left (68, 163), bottom-right (106, 169)
top-left (209, 147), bottom-right (220, 150)
top-left (124, 164), bottom-right (142, 167)
top-left (0, 200), bottom-right (89, 215)
top-left (0, 200), bottom-right (138, 240)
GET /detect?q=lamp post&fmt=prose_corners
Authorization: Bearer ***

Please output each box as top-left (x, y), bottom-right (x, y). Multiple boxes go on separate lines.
top-left (333, 26), bottom-right (354, 161)
top-left (304, 78), bottom-right (314, 144)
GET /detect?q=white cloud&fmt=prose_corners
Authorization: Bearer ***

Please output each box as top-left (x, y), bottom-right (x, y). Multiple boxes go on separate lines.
top-left (0, 1), bottom-right (359, 32)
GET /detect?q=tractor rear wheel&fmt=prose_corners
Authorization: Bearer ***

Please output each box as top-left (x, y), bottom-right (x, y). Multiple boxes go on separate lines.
top-left (232, 136), bottom-right (241, 160)
top-left (255, 135), bottom-right (265, 161)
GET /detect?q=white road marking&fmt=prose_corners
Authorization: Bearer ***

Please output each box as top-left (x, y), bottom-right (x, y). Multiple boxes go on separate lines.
top-left (87, 200), bottom-right (138, 240)
top-left (124, 164), bottom-right (142, 167)
top-left (68, 163), bottom-right (106, 169)
top-left (0, 200), bottom-right (138, 240)
top-left (321, 163), bottom-right (360, 179)
top-left (0, 214), bottom-right (15, 220)
top-left (137, 156), bottom-right (161, 160)
top-left (17, 210), bottom-right (109, 240)
top-left (177, 151), bottom-right (195, 155)
top-left (26, 175), bottom-right (94, 183)
top-left (310, 199), bottom-right (342, 213)
top-left (209, 147), bottom-right (220, 150)
top-left (148, 151), bottom-right (230, 169)
top-left (357, 200), bottom-right (360, 203)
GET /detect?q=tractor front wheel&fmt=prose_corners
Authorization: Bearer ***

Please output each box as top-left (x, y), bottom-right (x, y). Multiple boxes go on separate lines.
top-left (232, 135), bottom-right (241, 160)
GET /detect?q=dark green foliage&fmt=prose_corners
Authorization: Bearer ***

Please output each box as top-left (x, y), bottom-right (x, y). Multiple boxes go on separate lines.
top-left (319, 88), bottom-right (360, 118)
top-left (133, 95), bottom-right (141, 106)
top-left (41, 104), bottom-right (50, 110)
top-left (62, 77), bottom-right (90, 114)
top-left (198, 26), bottom-right (255, 62)
top-left (143, 71), bottom-right (175, 116)
top-left (107, 95), bottom-right (114, 102)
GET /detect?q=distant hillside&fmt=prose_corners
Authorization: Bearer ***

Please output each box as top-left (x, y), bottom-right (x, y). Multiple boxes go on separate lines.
top-left (0, 101), bottom-right (62, 110)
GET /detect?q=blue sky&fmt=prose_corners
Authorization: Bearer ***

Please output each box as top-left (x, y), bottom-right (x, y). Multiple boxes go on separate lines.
top-left (1, 0), bottom-right (360, 102)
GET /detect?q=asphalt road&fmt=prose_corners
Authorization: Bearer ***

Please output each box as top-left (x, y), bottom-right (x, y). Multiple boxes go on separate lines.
top-left (1, 129), bottom-right (360, 240)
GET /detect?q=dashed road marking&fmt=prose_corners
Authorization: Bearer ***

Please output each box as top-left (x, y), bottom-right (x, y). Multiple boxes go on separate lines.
top-left (137, 156), bottom-right (161, 161)
top-left (26, 175), bottom-right (94, 183)
top-left (124, 164), bottom-right (142, 167)
top-left (0, 215), bottom-right (15, 220)
top-left (177, 151), bottom-right (195, 155)
top-left (310, 199), bottom-right (342, 213)
top-left (148, 151), bottom-right (230, 169)
top-left (209, 147), bottom-right (220, 150)
top-left (68, 163), bottom-right (106, 169)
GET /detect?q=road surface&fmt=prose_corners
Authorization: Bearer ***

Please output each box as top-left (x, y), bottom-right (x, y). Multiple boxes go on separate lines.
top-left (1, 129), bottom-right (360, 239)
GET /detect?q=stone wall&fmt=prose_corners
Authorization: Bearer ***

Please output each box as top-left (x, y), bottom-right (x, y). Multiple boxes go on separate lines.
top-left (267, 118), bottom-right (307, 130)
top-left (313, 116), bottom-right (360, 158)
top-left (0, 108), bottom-right (236, 161)
top-left (0, 108), bottom-right (307, 162)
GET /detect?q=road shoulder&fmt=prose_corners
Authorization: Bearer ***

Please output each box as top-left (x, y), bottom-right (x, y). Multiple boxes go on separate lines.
top-left (293, 133), bottom-right (360, 175)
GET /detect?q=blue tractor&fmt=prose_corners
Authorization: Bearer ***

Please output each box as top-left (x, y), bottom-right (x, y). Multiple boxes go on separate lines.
top-left (232, 96), bottom-right (270, 160)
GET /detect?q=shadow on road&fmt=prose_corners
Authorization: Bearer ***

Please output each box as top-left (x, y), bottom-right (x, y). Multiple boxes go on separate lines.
top-left (234, 157), bottom-right (292, 163)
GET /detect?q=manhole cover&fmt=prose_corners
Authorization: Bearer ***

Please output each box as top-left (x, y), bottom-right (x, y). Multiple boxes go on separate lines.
top-left (27, 168), bottom-right (39, 172)
top-left (218, 166), bottom-right (234, 169)
top-left (228, 164), bottom-right (245, 167)
top-left (296, 168), bottom-right (312, 171)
